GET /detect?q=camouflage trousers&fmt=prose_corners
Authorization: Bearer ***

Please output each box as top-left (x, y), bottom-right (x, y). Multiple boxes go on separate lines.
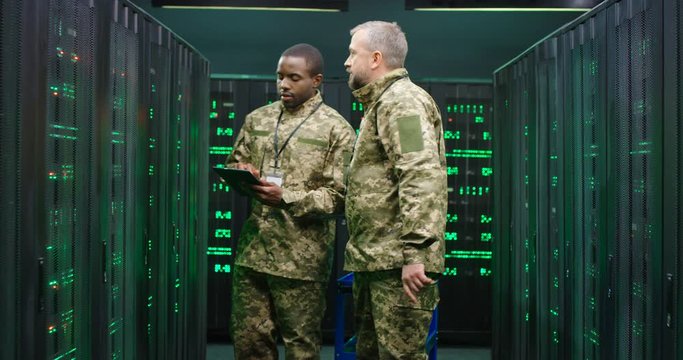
top-left (231, 266), bottom-right (326, 360)
top-left (352, 270), bottom-right (439, 360)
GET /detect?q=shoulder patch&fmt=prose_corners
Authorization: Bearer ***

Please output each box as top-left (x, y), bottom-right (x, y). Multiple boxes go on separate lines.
top-left (396, 115), bottom-right (424, 153)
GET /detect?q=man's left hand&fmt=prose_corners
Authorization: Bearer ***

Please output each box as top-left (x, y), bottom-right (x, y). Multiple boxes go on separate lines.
top-left (401, 263), bottom-right (434, 304)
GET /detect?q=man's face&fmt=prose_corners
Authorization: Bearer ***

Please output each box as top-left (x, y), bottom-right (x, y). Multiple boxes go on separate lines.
top-left (344, 30), bottom-right (373, 90)
top-left (277, 56), bottom-right (320, 109)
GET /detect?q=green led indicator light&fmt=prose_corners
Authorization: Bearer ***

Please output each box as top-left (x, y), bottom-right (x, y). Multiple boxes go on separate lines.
top-left (458, 186), bottom-right (490, 196)
top-left (212, 182), bottom-right (230, 193)
top-left (217, 127), bottom-right (233, 136)
top-left (443, 267), bottom-right (457, 276)
top-left (447, 166), bottom-right (458, 175)
top-left (480, 268), bottom-right (492, 276)
top-left (445, 232), bottom-right (457, 241)
top-left (481, 215), bottom-right (492, 224)
top-left (228, 112), bottom-right (236, 119)
top-left (212, 100), bottom-right (217, 110)
top-left (475, 116), bottom-right (484, 123)
top-left (444, 130), bottom-right (460, 140)
top-left (210, 112), bottom-right (219, 119)
top-left (481, 233), bottom-right (492, 242)
top-left (214, 264), bottom-right (231, 273)
top-left (482, 167), bottom-right (493, 176)
top-left (215, 211), bottom-right (232, 220)
top-left (215, 229), bottom-right (231, 238)
top-left (482, 132), bottom-right (491, 140)
top-left (446, 213), bottom-right (458, 223)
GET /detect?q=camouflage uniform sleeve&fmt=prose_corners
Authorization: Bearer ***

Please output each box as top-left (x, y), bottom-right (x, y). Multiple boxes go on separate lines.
top-left (226, 113), bottom-right (253, 167)
top-left (376, 95), bottom-right (445, 266)
top-left (281, 120), bottom-right (356, 218)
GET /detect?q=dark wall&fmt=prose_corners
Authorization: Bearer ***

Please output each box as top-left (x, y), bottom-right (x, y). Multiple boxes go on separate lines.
top-left (132, 0), bottom-right (584, 81)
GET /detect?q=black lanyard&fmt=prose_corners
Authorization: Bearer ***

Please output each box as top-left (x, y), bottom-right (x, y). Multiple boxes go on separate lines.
top-left (273, 101), bottom-right (323, 168)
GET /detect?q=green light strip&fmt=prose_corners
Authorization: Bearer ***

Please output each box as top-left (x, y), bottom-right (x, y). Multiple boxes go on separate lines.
top-left (445, 250), bottom-right (492, 260)
top-left (446, 149), bottom-right (492, 158)
top-left (53, 348), bottom-right (77, 360)
top-left (210, 146), bottom-right (233, 155)
top-left (207, 246), bottom-right (233, 256)
top-left (51, 124), bottom-right (78, 131)
top-left (49, 133), bottom-right (78, 141)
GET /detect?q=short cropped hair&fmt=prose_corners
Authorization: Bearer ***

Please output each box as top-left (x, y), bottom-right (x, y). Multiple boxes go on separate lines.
top-left (281, 43), bottom-right (324, 76)
top-left (350, 21), bottom-right (408, 69)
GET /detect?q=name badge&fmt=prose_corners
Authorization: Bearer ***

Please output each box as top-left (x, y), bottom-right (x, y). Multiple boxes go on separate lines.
top-left (265, 167), bottom-right (284, 187)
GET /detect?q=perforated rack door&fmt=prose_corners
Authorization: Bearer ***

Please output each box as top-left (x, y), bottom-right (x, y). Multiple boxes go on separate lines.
top-left (44, 0), bottom-right (96, 358)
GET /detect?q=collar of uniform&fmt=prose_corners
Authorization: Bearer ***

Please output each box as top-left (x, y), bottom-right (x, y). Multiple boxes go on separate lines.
top-left (279, 90), bottom-right (323, 116)
top-left (352, 68), bottom-right (408, 105)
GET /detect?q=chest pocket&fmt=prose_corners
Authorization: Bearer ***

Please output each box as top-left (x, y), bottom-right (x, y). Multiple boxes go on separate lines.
top-left (284, 136), bottom-right (328, 167)
top-left (248, 129), bottom-right (272, 170)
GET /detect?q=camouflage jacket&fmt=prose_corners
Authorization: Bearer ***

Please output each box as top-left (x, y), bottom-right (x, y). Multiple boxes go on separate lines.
top-left (344, 69), bottom-right (447, 273)
top-left (227, 92), bottom-right (355, 282)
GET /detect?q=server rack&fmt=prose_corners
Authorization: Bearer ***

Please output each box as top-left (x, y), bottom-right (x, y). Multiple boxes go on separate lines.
top-left (0, 0), bottom-right (210, 359)
top-left (493, 0), bottom-right (678, 358)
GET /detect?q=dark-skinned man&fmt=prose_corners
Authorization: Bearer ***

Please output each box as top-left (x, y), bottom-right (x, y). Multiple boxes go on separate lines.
top-left (226, 43), bottom-right (355, 360)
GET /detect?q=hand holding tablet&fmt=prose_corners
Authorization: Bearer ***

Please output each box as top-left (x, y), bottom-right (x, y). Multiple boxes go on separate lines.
top-left (212, 167), bottom-right (260, 196)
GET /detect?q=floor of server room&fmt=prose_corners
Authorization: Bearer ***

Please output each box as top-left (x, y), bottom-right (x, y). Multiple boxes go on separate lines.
top-left (206, 344), bottom-right (491, 359)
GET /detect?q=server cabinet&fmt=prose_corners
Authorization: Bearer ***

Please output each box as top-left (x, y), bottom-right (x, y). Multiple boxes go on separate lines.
top-left (44, 1), bottom-right (97, 359)
top-left (493, 0), bottom-right (675, 358)
top-left (607, 1), bottom-right (664, 357)
top-left (561, 12), bottom-right (610, 360)
top-left (663, 0), bottom-right (683, 358)
top-left (0, 0), bottom-right (210, 358)
top-left (428, 82), bottom-right (494, 343)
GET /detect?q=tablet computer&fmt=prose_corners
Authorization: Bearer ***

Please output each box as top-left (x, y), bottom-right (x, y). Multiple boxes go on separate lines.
top-left (212, 167), bottom-right (260, 195)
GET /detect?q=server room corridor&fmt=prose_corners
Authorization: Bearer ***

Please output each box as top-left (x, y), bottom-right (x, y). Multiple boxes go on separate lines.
top-left (2, 0), bottom-right (682, 359)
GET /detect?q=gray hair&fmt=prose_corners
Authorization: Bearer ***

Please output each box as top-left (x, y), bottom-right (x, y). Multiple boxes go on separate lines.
top-left (350, 21), bottom-right (408, 69)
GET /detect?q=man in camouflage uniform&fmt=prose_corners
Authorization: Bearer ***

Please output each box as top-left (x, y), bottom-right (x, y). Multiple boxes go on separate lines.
top-left (343, 21), bottom-right (447, 359)
top-left (226, 43), bottom-right (355, 360)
